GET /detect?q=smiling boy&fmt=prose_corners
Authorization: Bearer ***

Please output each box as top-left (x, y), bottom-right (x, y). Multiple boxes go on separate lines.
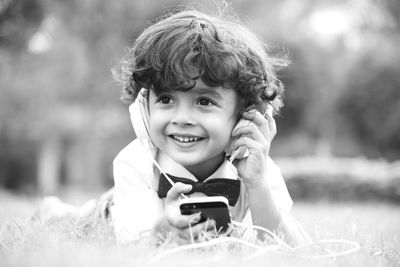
top-left (148, 79), bottom-right (238, 180)
top-left (112, 10), bottom-right (308, 246)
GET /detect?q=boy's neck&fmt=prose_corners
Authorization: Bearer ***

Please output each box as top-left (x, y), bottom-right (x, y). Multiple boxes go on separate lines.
top-left (183, 153), bottom-right (226, 181)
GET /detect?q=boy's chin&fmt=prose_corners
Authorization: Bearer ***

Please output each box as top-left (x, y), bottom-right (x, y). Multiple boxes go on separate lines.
top-left (167, 151), bottom-right (225, 168)
top-left (167, 153), bottom-right (203, 166)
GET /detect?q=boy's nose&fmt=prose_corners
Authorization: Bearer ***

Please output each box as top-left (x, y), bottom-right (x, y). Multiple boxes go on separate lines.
top-left (171, 114), bottom-right (195, 126)
top-left (171, 106), bottom-right (196, 126)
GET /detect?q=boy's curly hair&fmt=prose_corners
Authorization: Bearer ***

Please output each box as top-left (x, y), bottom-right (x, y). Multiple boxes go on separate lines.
top-left (113, 10), bottom-right (288, 115)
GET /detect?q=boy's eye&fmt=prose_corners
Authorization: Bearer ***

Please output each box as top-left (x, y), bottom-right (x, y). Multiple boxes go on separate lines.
top-left (158, 95), bottom-right (173, 104)
top-left (197, 98), bottom-right (215, 106)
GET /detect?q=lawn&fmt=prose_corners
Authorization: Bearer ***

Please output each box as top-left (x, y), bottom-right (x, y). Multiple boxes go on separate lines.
top-left (0, 191), bottom-right (399, 267)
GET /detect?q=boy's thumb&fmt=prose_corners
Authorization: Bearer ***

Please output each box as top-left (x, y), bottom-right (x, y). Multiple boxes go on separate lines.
top-left (166, 182), bottom-right (192, 201)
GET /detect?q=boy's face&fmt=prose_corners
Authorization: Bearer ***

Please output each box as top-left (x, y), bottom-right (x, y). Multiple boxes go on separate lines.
top-left (148, 79), bottom-right (239, 170)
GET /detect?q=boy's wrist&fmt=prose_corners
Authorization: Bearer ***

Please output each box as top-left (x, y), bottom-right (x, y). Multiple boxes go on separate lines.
top-left (243, 176), bottom-right (269, 192)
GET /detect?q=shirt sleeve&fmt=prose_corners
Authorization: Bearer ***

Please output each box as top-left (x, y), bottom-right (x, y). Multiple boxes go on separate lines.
top-left (267, 157), bottom-right (293, 213)
top-left (112, 141), bottom-right (162, 244)
top-left (232, 156), bottom-right (293, 222)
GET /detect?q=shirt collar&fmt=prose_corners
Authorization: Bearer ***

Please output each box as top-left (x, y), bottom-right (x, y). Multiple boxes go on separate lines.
top-left (158, 152), bottom-right (238, 182)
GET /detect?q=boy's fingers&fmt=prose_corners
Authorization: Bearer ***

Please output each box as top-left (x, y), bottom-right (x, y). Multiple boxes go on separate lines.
top-left (242, 110), bottom-right (274, 139)
top-left (231, 118), bottom-right (251, 133)
top-left (242, 110), bottom-right (266, 127)
top-left (178, 219), bottom-right (217, 239)
top-left (169, 212), bottom-right (201, 229)
top-left (231, 136), bottom-right (267, 156)
top-left (166, 182), bottom-right (192, 201)
top-left (230, 146), bottom-right (248, 161)
top-left (232, 123), bottom-right (267, 143)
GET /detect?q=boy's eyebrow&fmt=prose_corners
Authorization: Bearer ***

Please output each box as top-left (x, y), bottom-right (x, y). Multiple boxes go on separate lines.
top-left (194, 87), bottom-right (222, 99)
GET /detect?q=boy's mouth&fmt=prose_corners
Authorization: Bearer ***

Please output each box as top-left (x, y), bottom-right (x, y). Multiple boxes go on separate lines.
top-left (169, 135), bottom-right (203, 143)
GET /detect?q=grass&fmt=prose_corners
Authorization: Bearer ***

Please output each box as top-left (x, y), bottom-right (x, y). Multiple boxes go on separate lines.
top-left (0, 191), bottom-right (399, 267)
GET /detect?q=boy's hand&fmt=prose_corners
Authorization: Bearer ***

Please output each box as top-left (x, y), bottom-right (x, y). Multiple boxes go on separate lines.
top-left (152, 182), bottom-right (216, 244)
top-left (230, 109), bottom-right (276, 189)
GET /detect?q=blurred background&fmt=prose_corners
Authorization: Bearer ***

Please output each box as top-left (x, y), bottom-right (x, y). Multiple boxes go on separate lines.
top-left (1, 0), bottom-right (400, 203)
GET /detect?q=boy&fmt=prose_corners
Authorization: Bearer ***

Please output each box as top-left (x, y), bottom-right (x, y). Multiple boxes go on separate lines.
top-left (112, 10), bottom-right (307, 246)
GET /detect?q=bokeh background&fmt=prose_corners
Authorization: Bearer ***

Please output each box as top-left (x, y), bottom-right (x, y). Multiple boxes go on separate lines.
top-left (1, 0), bottom-right (400, 203)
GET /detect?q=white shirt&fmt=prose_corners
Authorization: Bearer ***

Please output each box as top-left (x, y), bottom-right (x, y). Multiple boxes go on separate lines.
top-left (112, 90), bottom-right (293, 243)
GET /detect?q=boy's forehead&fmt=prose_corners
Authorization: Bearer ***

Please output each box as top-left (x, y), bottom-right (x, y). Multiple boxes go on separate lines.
top-left (187, 81), bottom-right (235, 97)
top-left (191, 85), bottom-right (223, 99)
top-left (155, 79), bottom-right (235, 96)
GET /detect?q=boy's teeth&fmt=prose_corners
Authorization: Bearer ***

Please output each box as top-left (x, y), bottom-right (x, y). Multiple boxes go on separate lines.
top-left (173, 135), bottom-right (199, 142)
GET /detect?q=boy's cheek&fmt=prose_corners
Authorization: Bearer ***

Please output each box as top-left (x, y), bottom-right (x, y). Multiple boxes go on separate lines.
top-left (148, 114), bottom-right (166, 134)
top-left (147, 124), bottom-right (165, 148)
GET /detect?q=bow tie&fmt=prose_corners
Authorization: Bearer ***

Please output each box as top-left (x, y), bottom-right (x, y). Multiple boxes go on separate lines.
top-left (157, 173), bottom-right (241, 206)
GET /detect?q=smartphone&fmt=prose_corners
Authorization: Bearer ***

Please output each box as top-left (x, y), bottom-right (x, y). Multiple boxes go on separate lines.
top-left (179, 196), bottom-right (231, 232)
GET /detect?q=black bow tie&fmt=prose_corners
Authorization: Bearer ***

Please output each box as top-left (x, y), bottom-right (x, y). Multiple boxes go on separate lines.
top-left (157, 173), bottom-right (241, 206)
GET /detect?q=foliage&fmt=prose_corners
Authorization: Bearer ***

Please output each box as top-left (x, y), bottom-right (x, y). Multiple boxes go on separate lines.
top-left (278, 156), bottom-right (400, 203)
top-left (338, 61), bottom-right (400, 160)
top-left (0, 0), bottom-right (44, 50)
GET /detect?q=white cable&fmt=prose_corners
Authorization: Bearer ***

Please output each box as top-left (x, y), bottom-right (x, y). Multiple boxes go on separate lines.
top-left (140, 139), bottom-right (188, 199)
top-left (149, 221), bottom-right (289, 263)
top-left (232, 221), bottom-right (294, 252)
top-left (149, 221), bottom-right (361, 262)
top-left (294, 239), bottom-right (361, 259)
top-left (149, 236), bottom-right (281, 263)
top-left (233, 221), bottom-right (360, 259)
